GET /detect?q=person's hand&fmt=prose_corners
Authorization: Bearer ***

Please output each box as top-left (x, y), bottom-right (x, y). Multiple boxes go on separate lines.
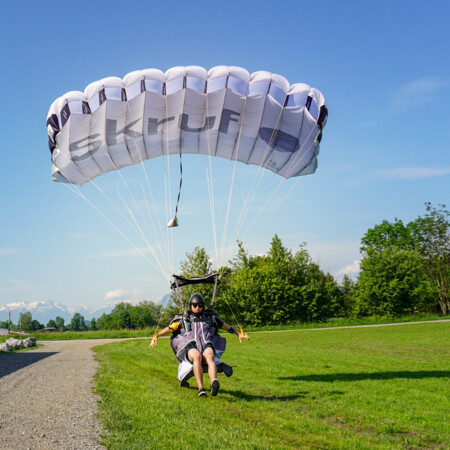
top-left (150, 335), bottom-right (158, 348)
top-left (238, 330), bottom-right (250, 343)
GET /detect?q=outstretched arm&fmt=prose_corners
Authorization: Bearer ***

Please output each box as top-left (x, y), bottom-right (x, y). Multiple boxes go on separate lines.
top-left (150, 326), bottom-right (172, 348)
top-left (221, 322), bottom-right (250, 343)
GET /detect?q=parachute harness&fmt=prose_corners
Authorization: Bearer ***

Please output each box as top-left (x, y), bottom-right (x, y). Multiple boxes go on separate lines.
top-left (169, 273), bottom-right (246, 339)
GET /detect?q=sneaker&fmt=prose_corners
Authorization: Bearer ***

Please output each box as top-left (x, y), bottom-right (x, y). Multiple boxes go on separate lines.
top-left (211, 379), bottom-right (220, 397)
top-left (198, 389), bottom-right (207, 397)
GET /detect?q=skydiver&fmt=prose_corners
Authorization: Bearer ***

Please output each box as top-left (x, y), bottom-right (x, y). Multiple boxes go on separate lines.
top-left (150, 293), bottom-right (250, 397)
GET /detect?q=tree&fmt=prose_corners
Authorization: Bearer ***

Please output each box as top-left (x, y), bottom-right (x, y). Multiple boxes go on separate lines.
top-left (296, 258), bottom-right (344, 322)
top-left (230, 241), bottom-right (253, 270)
top-left (222, 236), bottom-right (343, 325)
top-left (96, 313), bottom-right (110, 330)
top-left (89, 317), bottom-right (97, 331)
top-left (31, 320), bottom-right (44, 331)
top-left (110, 302), bottom-right (132, 328)
top-left (355, 248), bottom-right (434, 317)
top-left (46, 319), bottom-right (57, 328)
top-left (19, 312), bottom-right (33, 332)
top-left (139, 300), bottom-right (163, 325)
top-left (93, 300), bottom-right (163, 330)
top-left (180, 246), bottom-right (212, 277)
top-left (409, 203), bottom-right (449, 314)
top-left (68, 313), bottom-right (87, 331)
top-left (340, 274), bottom-right (357, 317)
top-left (55, 316), bottom-right (65, 331)
top-left (360, 218), bottom-right (415, 256)
top-left (360, 203), bottom-right (449, 314)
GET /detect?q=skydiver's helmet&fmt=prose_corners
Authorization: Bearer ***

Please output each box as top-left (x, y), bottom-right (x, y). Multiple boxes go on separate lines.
top-left (189, 293), bottom-right (205, 316)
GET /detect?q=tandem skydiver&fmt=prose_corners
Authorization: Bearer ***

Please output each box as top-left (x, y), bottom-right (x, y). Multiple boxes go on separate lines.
top-left (150, 293), bottom-right (250, 397)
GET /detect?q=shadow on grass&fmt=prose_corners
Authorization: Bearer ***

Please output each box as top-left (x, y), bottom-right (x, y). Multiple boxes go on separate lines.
top-left (280, 371), bottom-right (450, 382)
top-left (0, 352), bottom-right (57, 378)
top-left (220, 389), bottom-right (309, 401)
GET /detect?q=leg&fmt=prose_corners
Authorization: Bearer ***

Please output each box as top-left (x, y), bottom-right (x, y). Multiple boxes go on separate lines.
top-left (203, 347), bottom-right (220, 396)
top-left (187, 348), bottom-right (204, 391)
top-left (202, 347), bottom-right (217, 384)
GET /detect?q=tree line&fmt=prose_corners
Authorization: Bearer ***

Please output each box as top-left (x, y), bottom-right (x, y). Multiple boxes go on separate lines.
top-left (1, 301), bottom-right (163, 332)
top-left (355, 203), bottom-right (449, 316)
top-left (166, 203), bottom-right (449, 325)
top-left (2, 203), bottom-right (447, 331)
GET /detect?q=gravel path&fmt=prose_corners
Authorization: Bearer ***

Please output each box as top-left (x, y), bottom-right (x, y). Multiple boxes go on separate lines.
top-left (0, 339), bottom-right (122, 450)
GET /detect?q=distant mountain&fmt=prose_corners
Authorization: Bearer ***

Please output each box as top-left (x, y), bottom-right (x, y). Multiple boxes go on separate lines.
top-left (0, 300), bottom-right (73, 325)
top-left (0, 297), bottom-right (169, 325)
top-left (157, 293), bottom-right (171, 306)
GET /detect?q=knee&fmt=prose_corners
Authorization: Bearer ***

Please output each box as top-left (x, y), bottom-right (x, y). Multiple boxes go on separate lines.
top-left (190, 351), bottom-right (202, 363)
top-left (204, 352), bottom-right (215, 364)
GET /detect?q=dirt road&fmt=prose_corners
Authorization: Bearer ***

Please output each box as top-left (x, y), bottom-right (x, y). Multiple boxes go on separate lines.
top-left (0, 339), bottom-right (120, 449)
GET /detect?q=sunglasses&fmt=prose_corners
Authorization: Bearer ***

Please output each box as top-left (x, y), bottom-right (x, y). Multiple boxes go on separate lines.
top-left (191, 304), bottom-right (204, 308)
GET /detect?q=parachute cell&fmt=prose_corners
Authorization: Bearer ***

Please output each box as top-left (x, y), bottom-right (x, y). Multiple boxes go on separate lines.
top-left (47, 66), bottom-right (327, 185)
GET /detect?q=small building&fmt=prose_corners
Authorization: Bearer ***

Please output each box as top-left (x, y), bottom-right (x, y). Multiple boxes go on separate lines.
top-left (41, 327), bottom-right (57, 333)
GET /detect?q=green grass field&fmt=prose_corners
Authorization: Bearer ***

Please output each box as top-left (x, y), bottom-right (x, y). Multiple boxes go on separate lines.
top-left (93, 322), bottom-right (450, 449)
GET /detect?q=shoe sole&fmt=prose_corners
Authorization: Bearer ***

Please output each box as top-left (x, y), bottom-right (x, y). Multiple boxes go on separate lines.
top-left (211, 379), bottom-right (220, 396)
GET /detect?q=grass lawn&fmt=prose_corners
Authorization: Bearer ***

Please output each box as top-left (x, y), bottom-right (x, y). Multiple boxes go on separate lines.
top-left (93, 321), bottom-right (450, 449)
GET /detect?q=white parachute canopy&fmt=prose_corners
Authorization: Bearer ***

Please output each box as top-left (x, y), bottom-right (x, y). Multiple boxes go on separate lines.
top-left (47, 65), bottom-right (327, 185)
top-left (46, 65), bottom-right (327, 279)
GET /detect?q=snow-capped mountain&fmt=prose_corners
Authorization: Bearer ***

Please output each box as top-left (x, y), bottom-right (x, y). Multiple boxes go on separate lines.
top-left (0, 297), bottom-right (167, 325)
top-left (0, 300), bottom-right (73, 324)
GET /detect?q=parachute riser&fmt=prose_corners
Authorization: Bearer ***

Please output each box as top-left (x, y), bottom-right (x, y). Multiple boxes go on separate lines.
top-left (171, 278), bottom-right (187, 314)
top-left (171, 280), bottom-right (192, 332)
top-left (209, 275), bottom-right (220, 310)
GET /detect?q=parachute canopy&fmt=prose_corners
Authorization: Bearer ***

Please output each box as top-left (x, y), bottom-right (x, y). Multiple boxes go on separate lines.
top-left (47, 66), bottom-right (327, 185)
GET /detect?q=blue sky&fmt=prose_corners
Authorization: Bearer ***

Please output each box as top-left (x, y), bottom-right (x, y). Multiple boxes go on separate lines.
top-left (0, 0), bottom-right (449, 311)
